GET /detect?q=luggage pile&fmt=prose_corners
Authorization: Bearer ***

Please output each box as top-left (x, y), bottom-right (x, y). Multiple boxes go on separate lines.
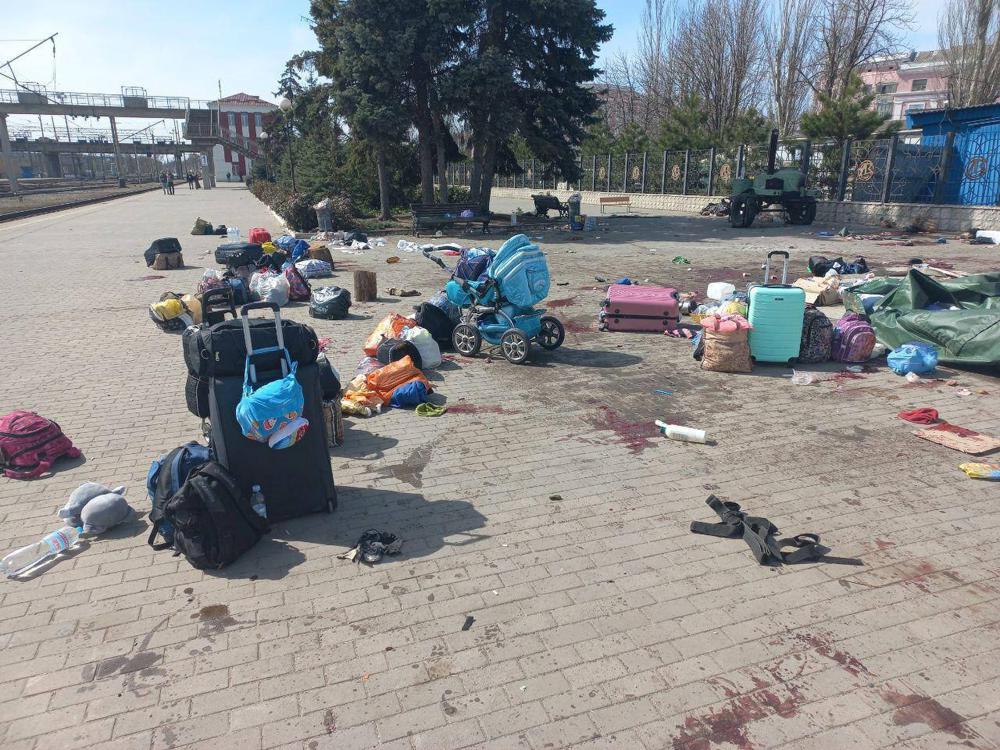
top-left (147, 302), bottom-right (339, 571)
top-left (342, 312), bottom-right (441, 416)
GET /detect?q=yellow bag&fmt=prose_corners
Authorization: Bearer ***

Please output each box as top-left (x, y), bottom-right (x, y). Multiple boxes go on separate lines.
top-left (262, 241), bottom-right (278, 255)
top-left (149, 292), bottom-right (201, 331)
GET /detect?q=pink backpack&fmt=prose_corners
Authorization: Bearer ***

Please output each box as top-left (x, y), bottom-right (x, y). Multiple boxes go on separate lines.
top-left (832, 313), bottom-right (877, 363)
top-left (283, 264), bottom-right (312, 302)
top-left (0, 411), bottom-right (82, 479)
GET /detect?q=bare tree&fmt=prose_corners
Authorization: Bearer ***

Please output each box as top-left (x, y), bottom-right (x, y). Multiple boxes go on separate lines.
top-left (635, 0), bottom-right (674, 125)
top-left (811, 0), bottom-right (914, 97)
top-left (765, 0), bottom-right (816, 135)
top-left (669, 0), bottom-right (767, 134)
top-left (939, 0), bottom-right (1000, 106)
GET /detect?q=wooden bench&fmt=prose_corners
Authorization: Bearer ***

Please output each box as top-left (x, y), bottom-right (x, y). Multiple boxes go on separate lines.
top-left (410, 202), bottom-right (492, 236)
top-left (531, 193), bottom-right (567, 217)
top-left (599, 196), bottom-right (632, 214)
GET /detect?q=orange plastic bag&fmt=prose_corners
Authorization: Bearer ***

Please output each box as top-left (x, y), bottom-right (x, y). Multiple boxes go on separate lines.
top-left (363, 313), bottom-right (417, 356)
top-left (365, 355), bottom-right (431, 402)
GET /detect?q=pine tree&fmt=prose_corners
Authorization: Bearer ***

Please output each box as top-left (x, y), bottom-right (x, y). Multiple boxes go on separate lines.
top-left (800, 74), bottom-right (896, 146)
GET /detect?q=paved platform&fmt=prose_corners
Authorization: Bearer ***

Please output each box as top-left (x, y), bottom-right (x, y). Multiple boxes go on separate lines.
top-left (1, 184), bottom-right (999, 750)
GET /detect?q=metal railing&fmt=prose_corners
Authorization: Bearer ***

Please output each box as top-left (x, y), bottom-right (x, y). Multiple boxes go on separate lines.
top-left (0, 88), bottom-right (214, 110)
top-left (447, 132), bottom-right (1000, 207)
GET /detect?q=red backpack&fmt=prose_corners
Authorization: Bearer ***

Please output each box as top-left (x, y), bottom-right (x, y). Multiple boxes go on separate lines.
top-left (0, 411), bottom-right (82, 479)
top-left (283, 263), bottom-right (312, 302)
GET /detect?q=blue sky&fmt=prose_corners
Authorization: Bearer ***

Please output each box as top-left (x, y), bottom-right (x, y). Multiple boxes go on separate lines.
top-left (3, 0), bottom-right (940, 134)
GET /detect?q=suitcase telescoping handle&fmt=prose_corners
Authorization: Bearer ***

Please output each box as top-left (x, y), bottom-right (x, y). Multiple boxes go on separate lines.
top-left (239, 302), bottom-right (288, 381)
top-left (763, 250), bottom-right (790, 286)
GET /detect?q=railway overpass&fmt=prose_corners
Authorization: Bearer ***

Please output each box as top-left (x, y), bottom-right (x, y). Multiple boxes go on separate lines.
top-left (0, 87), bottom-right (263, 193)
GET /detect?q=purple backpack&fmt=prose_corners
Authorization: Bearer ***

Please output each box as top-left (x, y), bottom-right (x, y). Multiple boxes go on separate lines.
top-left (832, 313), bottom-right (876, 363)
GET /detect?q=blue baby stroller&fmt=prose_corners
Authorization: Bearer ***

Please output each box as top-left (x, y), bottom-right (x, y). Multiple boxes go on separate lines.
top-left (443, 234), bottom-right (565, 364)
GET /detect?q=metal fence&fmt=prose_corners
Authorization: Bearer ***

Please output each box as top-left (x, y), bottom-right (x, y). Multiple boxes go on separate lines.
top-left (445, 134), bottom-right (1000, 207)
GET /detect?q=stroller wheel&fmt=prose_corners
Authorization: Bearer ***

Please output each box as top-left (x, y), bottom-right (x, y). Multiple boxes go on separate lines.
top-left (452, 323), bottom-right (482, 357)
top-left (538, 316), bottom-right (565, 350)
top-left (500, 328), bottom-right (530, 364)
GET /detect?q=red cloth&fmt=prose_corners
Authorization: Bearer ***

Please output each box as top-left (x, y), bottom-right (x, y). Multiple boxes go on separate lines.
top-left (897, 408), bottom-right (940, 425)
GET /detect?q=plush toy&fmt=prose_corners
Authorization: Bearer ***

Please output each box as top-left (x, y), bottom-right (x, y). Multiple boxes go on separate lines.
top-left (58, 483), bottom-right (133, 535)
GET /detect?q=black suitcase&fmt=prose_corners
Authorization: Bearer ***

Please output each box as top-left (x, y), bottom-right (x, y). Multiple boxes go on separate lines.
top-left (215, 242), bottom-right (264, 268)
top-left (207, 306), bottom-right (336, 522)
top-left (183, 317), bottom-right (319, 377)
top-left (185, 373), bottom-right (210, 418)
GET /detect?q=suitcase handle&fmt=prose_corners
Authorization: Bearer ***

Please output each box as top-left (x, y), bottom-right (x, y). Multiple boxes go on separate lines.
top-left (239, 302), bottom-right (287, 381)
top-left (763, 250), bottom-right (790, 285)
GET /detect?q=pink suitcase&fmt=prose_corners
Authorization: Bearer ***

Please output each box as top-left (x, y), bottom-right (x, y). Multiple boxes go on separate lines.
top-left (599, 285), bottom-right (680, 332)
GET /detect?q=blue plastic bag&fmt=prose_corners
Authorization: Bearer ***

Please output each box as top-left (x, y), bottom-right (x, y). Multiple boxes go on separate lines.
top-left (290, 239), bottom-right (310, 262)
top-left (887, 342), bottom-right (938, 375)
top-left (236, 350), bottom-right (309, 449)
top-left (390, 381), bottom-right (429, 408)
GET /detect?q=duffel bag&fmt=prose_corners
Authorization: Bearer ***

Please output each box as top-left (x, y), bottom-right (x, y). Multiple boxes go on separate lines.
top-left (309, 286), bottom-right (351, 319)
top-left (215, 242), bottom-right (263, 268)
top-left (150, 292), bottom-right (201, 331)
top-left (182, 316), bottom-right (319, 377)
top-left (144, 238), bottom-right (182, 267)
top-left (414, 301), bottom-right (455, 346)
top-left (376, 338), bottom-right (423, 370)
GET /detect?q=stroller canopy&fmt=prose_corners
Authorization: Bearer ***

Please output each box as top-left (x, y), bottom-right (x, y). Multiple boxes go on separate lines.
top-left (488, 234), bottom-right (551, 308)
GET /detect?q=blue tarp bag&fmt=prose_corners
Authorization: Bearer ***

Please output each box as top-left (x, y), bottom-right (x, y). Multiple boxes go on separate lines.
top-left (290, 239), bottom-right (310, 262)
top-left (275, 235), bottom-right (297, 251)
top-left (887, 341), bottom-right (938, 375)
top-left (390, 380), bottom-right (429, 408)
top-left (235, 349), bottom-right (309, 449)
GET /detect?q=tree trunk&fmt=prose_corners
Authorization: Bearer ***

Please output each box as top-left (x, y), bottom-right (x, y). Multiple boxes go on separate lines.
top-left (376, 146), bottom-right (391, 221)
top-left (414, 80), bottom-right (436, 204)
top-left (430, 90), bottom-right (449, 203)
top-left (478, 137), bottom-right (498, 214)
top-left (468, 136), bottom-right (484, 204)
top-left (353, 270), bottom-right (378, 302)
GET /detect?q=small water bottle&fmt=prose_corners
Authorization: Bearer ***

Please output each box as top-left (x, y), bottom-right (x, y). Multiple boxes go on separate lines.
top-left (1, 526), bottom-right (82, 578)
top-left (227, 226), bottom-right (240, 242)
top-left (250, 485), bottom-right (267, 519)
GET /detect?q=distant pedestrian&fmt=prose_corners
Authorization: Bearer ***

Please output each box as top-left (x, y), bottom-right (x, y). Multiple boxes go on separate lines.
top-left (186, 172), bottom-right (194, 189)
top-left (194, 173), bottom-right (202, 189)
top-left (159, 172), bottom-right (168, 194)
top-left (166, 173), bottom-right (175, 195)
top-left (226, 172), bottom-right (231, 182)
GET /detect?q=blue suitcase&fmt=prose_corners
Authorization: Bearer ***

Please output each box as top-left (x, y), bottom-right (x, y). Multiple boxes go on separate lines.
top-left (748, 251), bottom-right (806, 363)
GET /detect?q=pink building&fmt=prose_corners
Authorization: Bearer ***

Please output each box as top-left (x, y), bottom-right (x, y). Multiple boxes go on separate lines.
top-left (858, 51), bottom-right (950, 122)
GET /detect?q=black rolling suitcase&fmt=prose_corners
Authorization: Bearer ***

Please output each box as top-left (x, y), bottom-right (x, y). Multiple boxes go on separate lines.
top-left (207, 303), bottom-right (336, 522)
top-left (215, 242), bottom-right (264, 268)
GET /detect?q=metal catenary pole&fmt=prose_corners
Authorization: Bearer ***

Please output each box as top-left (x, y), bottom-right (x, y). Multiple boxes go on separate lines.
top-left (837, 138), bottom-right (852, 201)
top-left (880, 134), bottom-right (899, 203)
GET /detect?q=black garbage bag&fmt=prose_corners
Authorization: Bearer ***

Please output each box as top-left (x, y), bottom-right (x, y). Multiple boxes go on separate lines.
top-left (309, 286), bottom-right (352, 320)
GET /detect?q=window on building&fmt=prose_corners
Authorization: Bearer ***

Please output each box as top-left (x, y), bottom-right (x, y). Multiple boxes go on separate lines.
top-left (241, 113), bottom-right (249, 132)
top-left (254, 113), bottom-right (262, 131)
top-left (906, 103), bottom-right (926, 113)
top-left (877, 82), bottom-right (898, 95)
top-left (911, 79), bottom-right (927, 92)
top-left (226, 113), bottom-right (235, 133)
top-left (876, 100), bottom-right (893, 118)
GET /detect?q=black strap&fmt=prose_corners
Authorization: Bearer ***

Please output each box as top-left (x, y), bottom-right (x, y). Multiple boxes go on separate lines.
top-left (147, 519), bottom-right (172, 551)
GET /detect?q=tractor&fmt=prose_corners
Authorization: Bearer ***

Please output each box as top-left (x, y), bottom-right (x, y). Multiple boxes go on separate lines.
top-left (729, 129), bottom-right (819, 228)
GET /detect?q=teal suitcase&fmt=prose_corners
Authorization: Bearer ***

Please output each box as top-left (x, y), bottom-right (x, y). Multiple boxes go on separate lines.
top-left (748, 251), bottom-right (805, 363)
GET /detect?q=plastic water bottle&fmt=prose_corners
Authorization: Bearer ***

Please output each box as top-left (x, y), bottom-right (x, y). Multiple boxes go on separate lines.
top-left (250, 485), bottom-right (267, 519)
top-left (1, 526), bottom-right (82, 578)
top-left (655, 421), bottom-right (707, 444)
top-left (227, 226), bottom-right (240, 242)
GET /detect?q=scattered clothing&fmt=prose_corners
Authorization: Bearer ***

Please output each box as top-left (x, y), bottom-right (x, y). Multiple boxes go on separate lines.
top-left (689, 495), bottom-right (858, 567)
top-left (897, 408), bottom-right (940, 425)
top-left (386, 288), bottom-right (420, 297)
top-left (339, 529), bottom-right (402, 564)
top-left (960, 463), bottom-right (1000, 480)
top-left (415, 403), bottom-right (447, 417)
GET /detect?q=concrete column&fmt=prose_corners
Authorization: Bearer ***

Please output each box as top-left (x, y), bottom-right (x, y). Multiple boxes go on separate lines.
top-left (0, 114), bottom-right (20, 195)
top-left (108, 116), bottom-right (126, 187)
top-left (174, 150), bottom-right (183, 178)
top-left (203, 149), bottom-right (216, 189)
top-left (44, 151), bottom-right (62, 177)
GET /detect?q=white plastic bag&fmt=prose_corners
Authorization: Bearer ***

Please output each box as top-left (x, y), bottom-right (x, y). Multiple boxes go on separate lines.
top-left (401, 326), bottom-right (442, 369)
top-left (250, 271), bottom-right (290, 306)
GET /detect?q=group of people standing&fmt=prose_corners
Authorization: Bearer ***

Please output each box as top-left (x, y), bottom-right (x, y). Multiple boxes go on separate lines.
top-left (159, 171), bottom-right (202, 195)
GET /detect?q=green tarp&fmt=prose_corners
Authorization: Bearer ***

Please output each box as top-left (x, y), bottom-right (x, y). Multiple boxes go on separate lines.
top-left (844, 270), bottom-right (1000, 367)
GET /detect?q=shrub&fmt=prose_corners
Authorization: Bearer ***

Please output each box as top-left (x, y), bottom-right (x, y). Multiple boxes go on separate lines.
top-left (250, 181), bottom-right (356, 232)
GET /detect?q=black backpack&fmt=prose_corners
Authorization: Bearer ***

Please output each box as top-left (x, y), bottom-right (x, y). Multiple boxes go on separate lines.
top-left (414, 302), bottom-right (455, 347)
top-left (148, 462), bottom-right (267, 569)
